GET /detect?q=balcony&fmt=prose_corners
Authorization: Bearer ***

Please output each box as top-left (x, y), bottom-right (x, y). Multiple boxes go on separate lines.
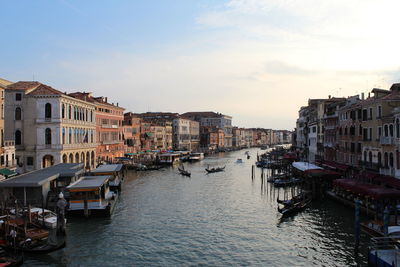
top-left (380, 167), bottom-right (395, 177)
top-left (359, 160), bottom-right (380, 172)
top-left (102, 140), bottom-right (121, 145)
top-left (101, 124), bottom-right (119, 129)
top-left (380, 136), bottom-right (395, 145)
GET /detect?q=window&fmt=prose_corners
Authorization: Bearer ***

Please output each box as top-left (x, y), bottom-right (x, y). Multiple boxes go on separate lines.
top-left (369, 151), bottom-right (372, 163)
top-left (390, 124), bottom-right (394, 137)
top-left (378, 127), bottom-right (382, 139)
top-left (369, 128), bottom-right (372, 140)
top-left (15, 93), bottom-right (21, 101)
top-left (15, 107), bottom-right (21, 120)
top-left (378, 106), bottom-right (382, 118)
top-left (62, 128), bottom-right (65, 144)
top-left (362, 109), bottom-right (368, 121)
top-left (359, 125), bottom-right (362, 136)
top-left (384, 152), bottom-right (389, 168)
top-left (378, 152), bottom-right (382, 166)
top-left (15, 130), bottom-right (21, 145)
top-left (45, 103), bottom-right (52, 119)
top-left (27, 157), bottom-right (34, 166)
top-left (357, 143), bottom-right (361, 153)
top-left (369, 108), bottom-right (373, 120)
top-left (385, 125), bottom-right (389, 137)
top-left (62, 104), bottom-right (65, 118)
top-left (45, 128), bottom-right (52, 145)
top-left (68, 105), bottom-right (72, 119)
top-left (397, 119), bottom-right (400, 138)
top-left (390, 153), bottom-right (394, 168)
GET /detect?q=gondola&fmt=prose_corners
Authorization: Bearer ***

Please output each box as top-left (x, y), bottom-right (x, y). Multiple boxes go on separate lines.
top-left (0, 248), bottom-right (23, 267)
top-left (277, 193), bottom-right (312, 216)
top-left (1, 238), bottom-right (66, 254)
top-left (178, 166), bottom-right (191, 177)
top-left (205, 166), bottom-right (225, 173)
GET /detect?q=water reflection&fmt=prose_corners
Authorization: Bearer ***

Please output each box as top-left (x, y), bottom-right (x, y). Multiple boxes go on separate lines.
top-left (23, 148), bottom-right (368, 266)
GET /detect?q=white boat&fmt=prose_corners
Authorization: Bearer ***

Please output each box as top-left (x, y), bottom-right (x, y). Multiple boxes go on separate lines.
top-left (236, 158), bottom-right (243, 163)
top-left (189, 153), bottom-right (204, 162)
top-left (10, 207), bottom-right (64, 229)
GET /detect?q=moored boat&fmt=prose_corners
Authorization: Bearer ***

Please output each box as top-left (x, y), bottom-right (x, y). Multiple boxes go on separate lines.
top-left (67, 176), bottom-right (118, 217)
top-left (188, 153), bottom-right (204, 162)
top-left (278, 192), bottom-right (312, 216)
top-left (91, 164), bottom-right (124, 192)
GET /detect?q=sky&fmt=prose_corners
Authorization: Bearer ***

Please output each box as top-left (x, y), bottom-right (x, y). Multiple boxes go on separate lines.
top-left (1, 0), bottom-right (400, 130)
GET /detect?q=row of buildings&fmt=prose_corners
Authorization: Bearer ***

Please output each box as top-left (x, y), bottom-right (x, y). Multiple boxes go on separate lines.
top-left (294, 83), bottom-right (400, 178)
top-left (0, 78), bottom-right (291, 174)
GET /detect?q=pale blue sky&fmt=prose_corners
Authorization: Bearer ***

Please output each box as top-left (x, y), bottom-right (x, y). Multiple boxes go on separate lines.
top-left (2, 0), bottom-right (400, 130)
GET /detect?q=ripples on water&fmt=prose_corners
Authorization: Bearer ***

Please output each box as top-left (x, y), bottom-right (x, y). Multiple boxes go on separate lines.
top-left (24, 148), bottom-right (369, 266)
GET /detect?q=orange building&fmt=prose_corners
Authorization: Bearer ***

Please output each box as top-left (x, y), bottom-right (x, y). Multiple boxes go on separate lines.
top-left (69, 92), bottom-right (125, 163)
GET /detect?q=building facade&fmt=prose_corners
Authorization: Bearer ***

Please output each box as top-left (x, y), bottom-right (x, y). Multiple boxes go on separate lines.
top-left (5, 82), bottom-right (97, 173)
top-left (69, 92), bottom-right (125, 163)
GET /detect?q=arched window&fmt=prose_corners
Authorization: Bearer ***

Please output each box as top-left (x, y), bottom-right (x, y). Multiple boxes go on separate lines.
top-left (369, 151), bottom-right (372, 163)
top-left (90, 110), bottom-right (93, 122)
top-left (69, 128), bottom-right (72, 144)
top-left (85, 109), bottom-right (88, 121)
top-left (62, 128), bottom-right (65, 144)
top-left (390, 153), bottom-right (394, 167)
top-left (384, 152), bottom-right (389, 168)
top-left (364, 151), bottom-right (367, 162)
top-left (390, 124), bottom-right (394, 137)
top-left (15, 107), bottom-right (21, 120)
top-left (385, 125), bottom-right (389, 137)
top-left (15, 130), bottom-right (21, 145)
top-left (62, 104), bottom-right (65, 118)
top-left (344, 127), bottom-right (348, 135)
top-left (378, 152), bottom-right (382, 167)
top-left (397, 119), bottom-right (400, 138)
top-left (68, 105), bottom-right (72, 119)
top-left (45, 128), bottom-right (52, 145)
top-left (45, 103), bottom-right (52, 119)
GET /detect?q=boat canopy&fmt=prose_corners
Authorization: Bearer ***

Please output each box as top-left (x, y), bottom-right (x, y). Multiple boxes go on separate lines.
top-left (315, 160), bottom-right (351, 172)
top-left (67, 176), bottom-right (111, 191)
top-left (92, 164), bottom-right (123, 174)
top-left (292, 162), bottom-right (322, 172)
top-left (304, 169), bottom-right (342, 178)
top-left (333, 179), bottom-right (400, 200)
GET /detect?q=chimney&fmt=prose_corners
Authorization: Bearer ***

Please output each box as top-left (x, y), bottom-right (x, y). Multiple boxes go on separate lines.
top-left (328, 95), bottom-right (331, 99)
top-left (361, 93), bottom-right (365, 100)
top-left (117, 103), bottom-right (119, 107)
top-left (105, 97), bottom-right (108, 103)
top-left (368, 92), bottom-right (370, 98)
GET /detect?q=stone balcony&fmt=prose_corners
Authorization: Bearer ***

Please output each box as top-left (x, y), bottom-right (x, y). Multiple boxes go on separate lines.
top-left (380, 167), bottom-right (395, 177)
top-left (380, 136), bottom-right (395, 145)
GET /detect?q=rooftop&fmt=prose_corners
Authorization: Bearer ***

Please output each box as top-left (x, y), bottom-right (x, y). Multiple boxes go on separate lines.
top-left (67, 176), bottom-right (111, 190)
top-left (92, 164), bottom-right (123, 173)
top-left (0, 163), bottom-right (84, 188)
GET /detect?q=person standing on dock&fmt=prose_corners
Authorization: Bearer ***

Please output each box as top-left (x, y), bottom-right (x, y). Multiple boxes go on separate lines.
top-left (56, 192), bottom-right (67, 235)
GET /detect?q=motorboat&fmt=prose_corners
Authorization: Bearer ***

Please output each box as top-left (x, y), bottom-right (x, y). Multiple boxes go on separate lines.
top-left (236, 159), bottom-right (243, 163)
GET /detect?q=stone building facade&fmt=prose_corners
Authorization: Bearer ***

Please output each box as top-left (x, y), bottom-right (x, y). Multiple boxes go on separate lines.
top-left (5, 82), bottom-right (97, 173)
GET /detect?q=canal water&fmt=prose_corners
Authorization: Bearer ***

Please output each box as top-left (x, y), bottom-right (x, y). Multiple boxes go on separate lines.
top-left (24, 148), bottom-right (369, 266)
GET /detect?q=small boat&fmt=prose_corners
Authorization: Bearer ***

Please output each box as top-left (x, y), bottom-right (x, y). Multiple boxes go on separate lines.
top-left (178, 166), bottom-right (191, 177)
top-left (278, 193), bottom-right (312, 216)
top-left (205, 166), bottom-right (225, 173)
top-left (0, 247), bottom-right (23, 267)
top-left (247, 155), bottom-right (250, 159)
top-left (9, 208), bottom-right (65, 230)
top-left (236, 159), bottom-right (243, 163)
top-left (188, 153), bottom-right (204, 162)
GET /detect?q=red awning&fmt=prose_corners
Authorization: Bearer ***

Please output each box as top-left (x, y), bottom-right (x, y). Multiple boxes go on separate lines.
top-left (373, 175), bottom-right (400, 189)
top-left (333, 179), bottom-right (400, 200)
top-left (283, 153), bottom-right (297, 160)
top-left (319, 160), bottom-right (350, 171)
top-left (304, 169), bottom-right (342, 177)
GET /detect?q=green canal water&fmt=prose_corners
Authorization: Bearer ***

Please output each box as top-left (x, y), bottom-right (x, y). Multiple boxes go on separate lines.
top-left (23, 148), bottom-right (369, 266)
